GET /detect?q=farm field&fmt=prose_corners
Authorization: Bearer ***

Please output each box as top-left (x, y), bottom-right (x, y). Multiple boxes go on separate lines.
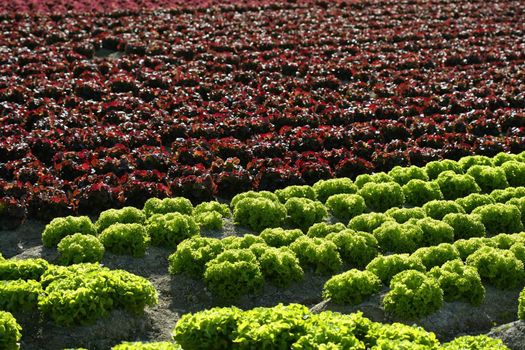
top-left (1, 0), bottom-right (525, 349)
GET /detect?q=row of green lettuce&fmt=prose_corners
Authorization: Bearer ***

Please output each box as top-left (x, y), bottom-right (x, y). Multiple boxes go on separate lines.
top-left (41, 183), bottom-right (525, 264)
top-left (167, 229), bottom-right (525, 318)
top-left (0, 256), bottom-right (157, 326)
top-left (39, 185), bottom-right (525, 285)
top-left (2, 303), bottom-right (519, 350)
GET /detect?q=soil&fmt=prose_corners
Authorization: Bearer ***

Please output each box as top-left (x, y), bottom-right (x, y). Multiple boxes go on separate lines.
top-left (1, 219), bottom-right (524, 349)
top-left (489, 321), bottom-right (525, 350)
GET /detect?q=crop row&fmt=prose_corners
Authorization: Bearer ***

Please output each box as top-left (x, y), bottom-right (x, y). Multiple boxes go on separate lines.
top-left (171, 303), bottom-right (520, 349)
top-left (324, 233), bottom-right (525, 319)
top-left (40, 198), bottom-right (231, 262)
top-left (0, 257), bottom-right (157, 326)
top-left (37, 180), bottom-right (525, 264)
top-left (1, 0), bottom-right (524, 220)
top-left (166, 230), bottom-right (525, 310)
top-left (1, 302), bottom-right (514, 349)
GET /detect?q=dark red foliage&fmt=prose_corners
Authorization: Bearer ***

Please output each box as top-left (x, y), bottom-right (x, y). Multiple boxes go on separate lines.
top-left (0, 0), bottom-right (524, 225)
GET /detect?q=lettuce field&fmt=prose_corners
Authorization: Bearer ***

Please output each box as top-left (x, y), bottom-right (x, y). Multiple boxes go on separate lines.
top-left (1, 0), bottom-right (525, 349)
